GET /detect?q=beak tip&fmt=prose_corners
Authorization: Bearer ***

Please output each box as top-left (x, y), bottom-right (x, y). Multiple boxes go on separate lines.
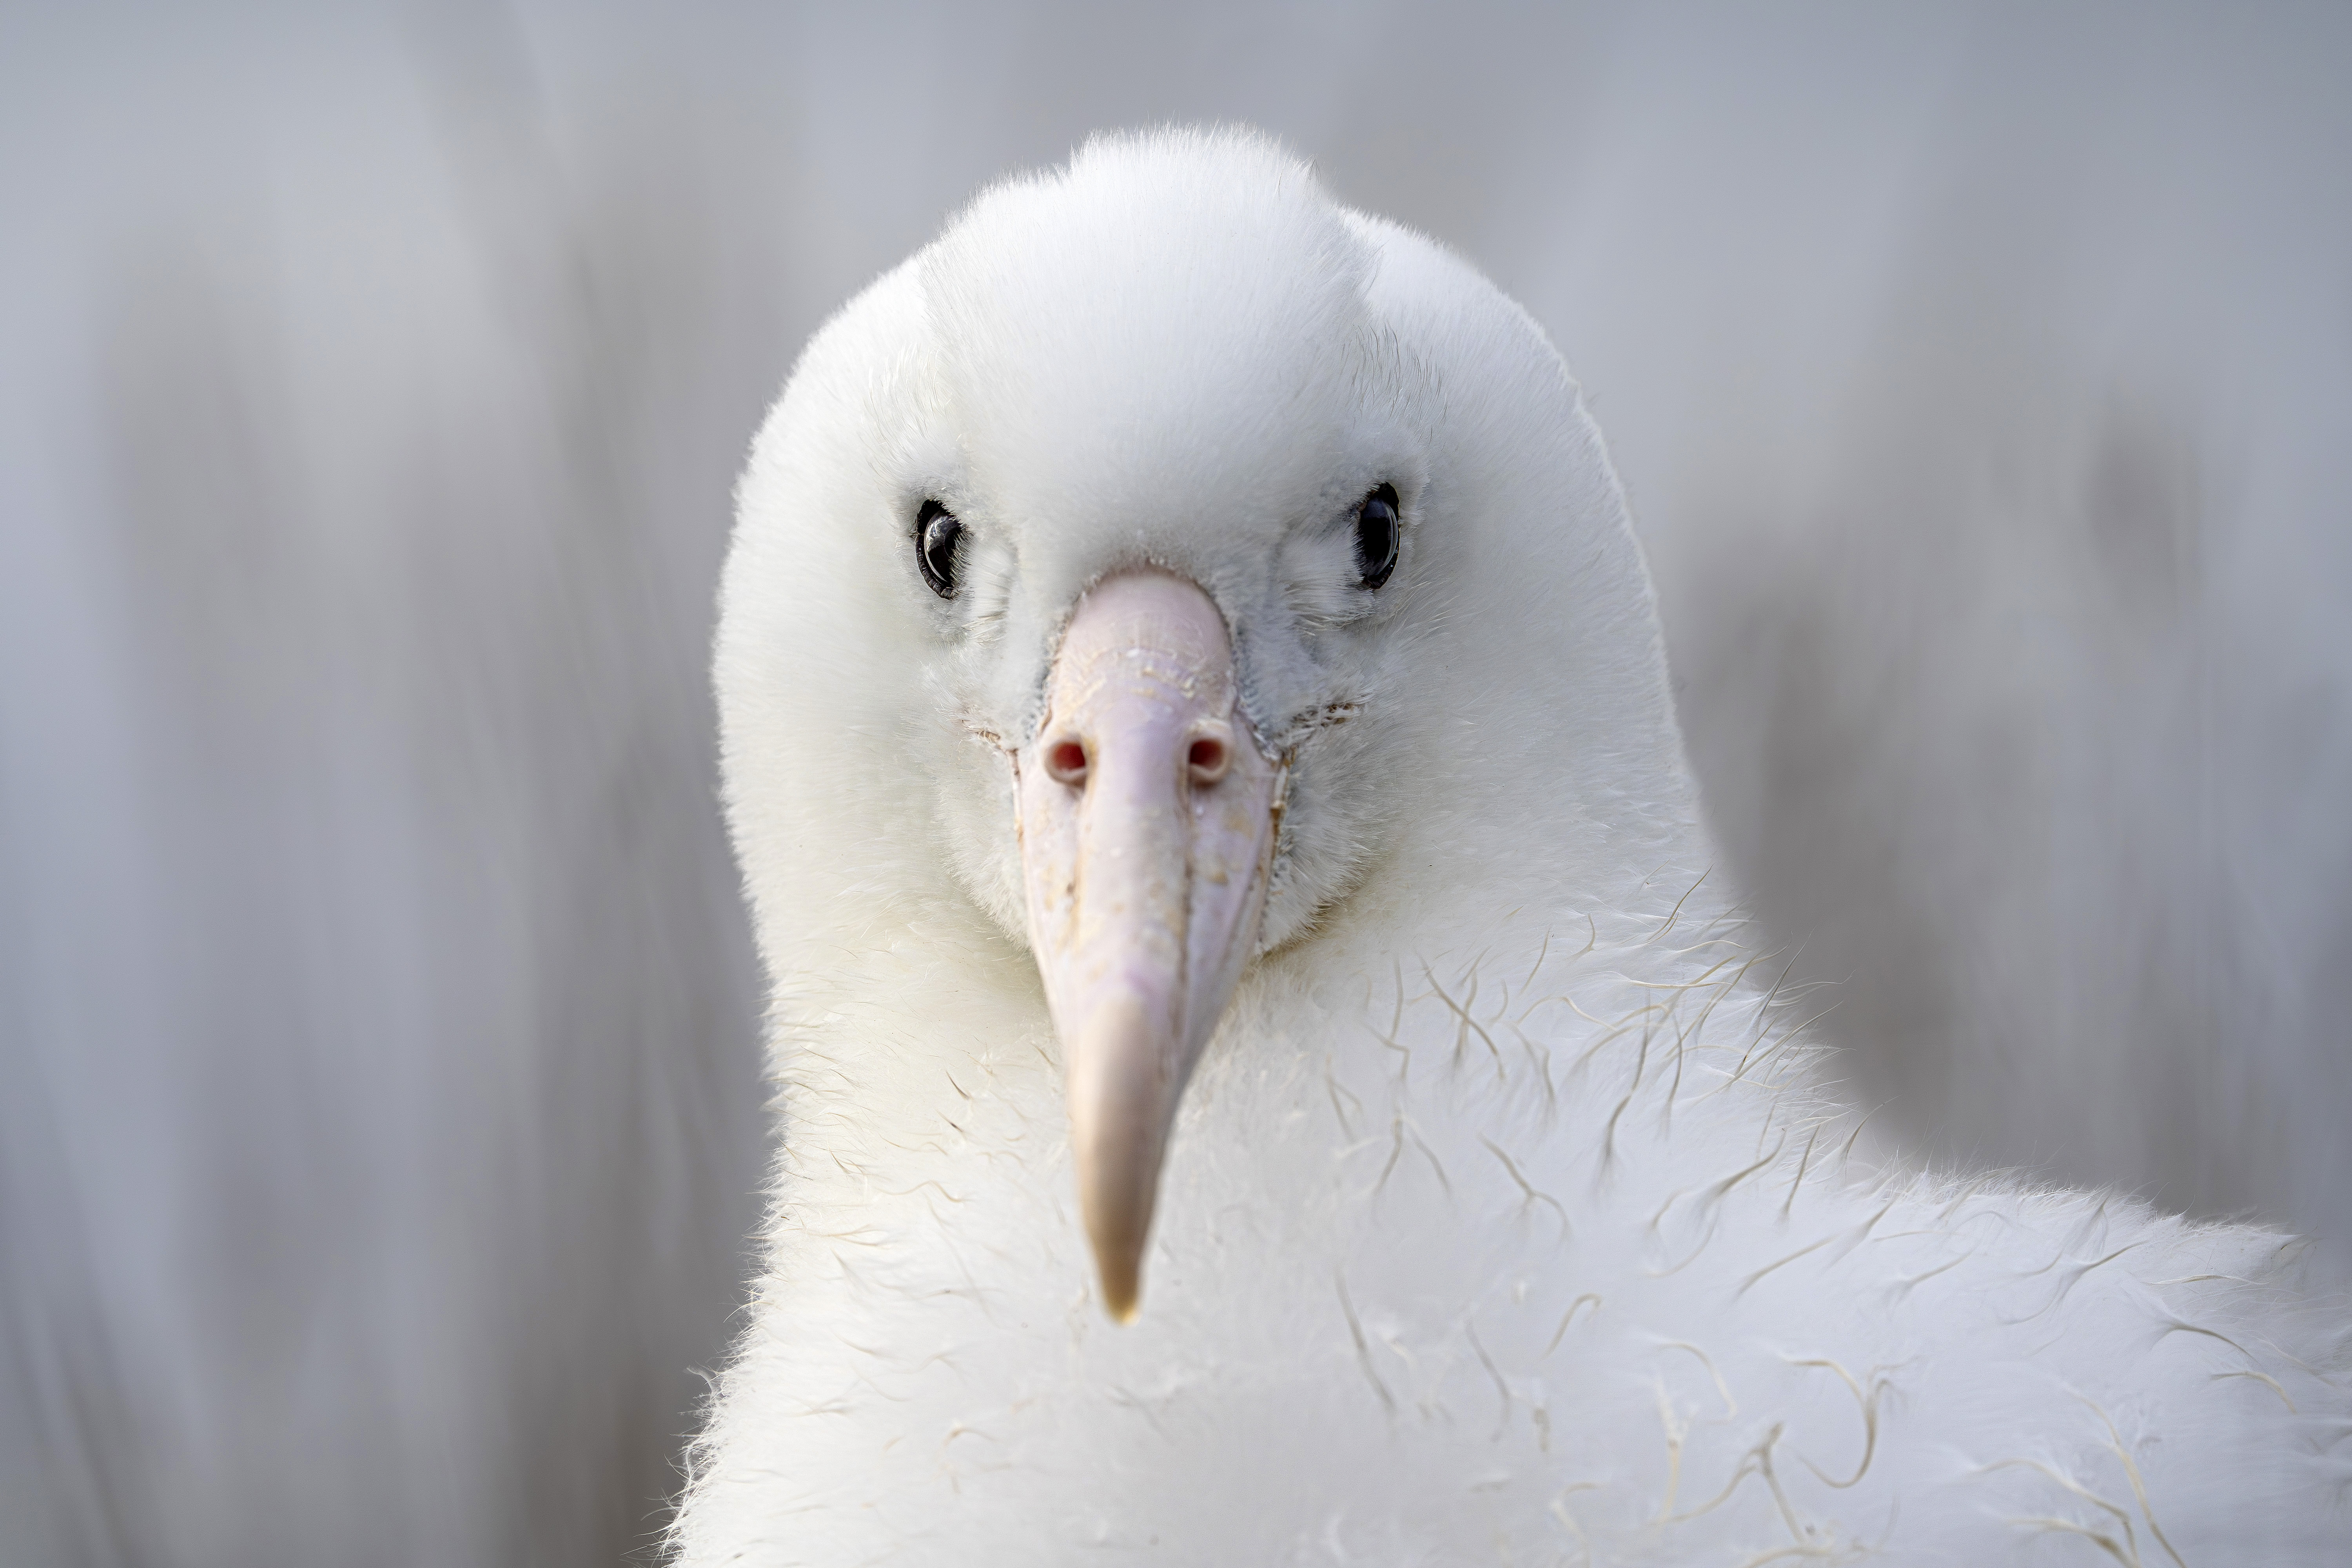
top-left (1096, 1252), bottom-right (1144, 1323)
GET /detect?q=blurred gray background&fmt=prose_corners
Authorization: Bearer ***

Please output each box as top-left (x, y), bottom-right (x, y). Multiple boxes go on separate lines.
top-left (3, 2), bottom-right (2347, 1562)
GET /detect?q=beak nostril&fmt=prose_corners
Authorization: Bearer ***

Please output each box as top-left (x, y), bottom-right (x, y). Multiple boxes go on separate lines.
top-left (1047, 738), bottom-right (1091, 786)
top-left (1186, 733), bottom-right (1230, 786)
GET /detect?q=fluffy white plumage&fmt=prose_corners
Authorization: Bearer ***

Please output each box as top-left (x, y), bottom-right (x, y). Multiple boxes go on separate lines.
top-left (675, 129), bottom-right (2349, 1564)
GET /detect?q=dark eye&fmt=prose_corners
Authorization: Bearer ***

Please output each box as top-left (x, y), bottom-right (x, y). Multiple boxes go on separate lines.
top-left (915, 499), bottom-right (963, 598)
top-left (1354, 483), bottom-right (1400, 590)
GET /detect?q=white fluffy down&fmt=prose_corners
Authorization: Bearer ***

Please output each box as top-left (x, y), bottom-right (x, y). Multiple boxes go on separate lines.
top-left (676, 129), bottom-right (2349, 1565)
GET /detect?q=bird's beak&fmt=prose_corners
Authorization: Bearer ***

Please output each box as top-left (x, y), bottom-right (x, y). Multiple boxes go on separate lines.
top-left (1017, 572), bottom-right (1279, 1321)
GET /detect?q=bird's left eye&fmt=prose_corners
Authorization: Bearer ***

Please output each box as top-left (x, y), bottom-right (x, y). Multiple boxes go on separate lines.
top-left (1354, 484), bottom-right (1401, 590)
top-left (915, 500), bottom-right (963, 598)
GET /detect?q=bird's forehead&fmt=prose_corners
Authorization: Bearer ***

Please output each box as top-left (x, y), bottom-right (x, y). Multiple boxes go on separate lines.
top-left (919, 139), bottom-right (1374, 552)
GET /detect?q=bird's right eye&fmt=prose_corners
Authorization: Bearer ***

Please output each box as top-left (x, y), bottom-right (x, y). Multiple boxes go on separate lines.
top-left (915, 500), bottom-right (963, 598)
top-left (1354, 483), bottom-right (1401, 590)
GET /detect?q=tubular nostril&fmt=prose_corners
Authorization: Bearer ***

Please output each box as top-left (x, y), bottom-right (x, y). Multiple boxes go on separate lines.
top-left (1186, 729), bottom-right (1231, 786)
top-left (1046, 738), bottom-right (1090, 786)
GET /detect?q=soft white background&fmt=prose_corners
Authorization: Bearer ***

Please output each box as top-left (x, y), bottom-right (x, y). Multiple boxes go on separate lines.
top-left (4, 2), bottom-right (2346, 1562)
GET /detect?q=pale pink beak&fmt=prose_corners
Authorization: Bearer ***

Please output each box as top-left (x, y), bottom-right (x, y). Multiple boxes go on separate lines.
top-left (1017, 572), bottom-right (1280, 1321)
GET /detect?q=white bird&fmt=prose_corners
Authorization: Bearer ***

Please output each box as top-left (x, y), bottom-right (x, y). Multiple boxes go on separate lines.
top-left (673, 129), bottom-right (2348, 1565)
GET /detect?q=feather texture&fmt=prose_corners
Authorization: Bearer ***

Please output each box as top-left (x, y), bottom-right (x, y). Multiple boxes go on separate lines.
top-left (676, 128), bottom-right (2350, 1565)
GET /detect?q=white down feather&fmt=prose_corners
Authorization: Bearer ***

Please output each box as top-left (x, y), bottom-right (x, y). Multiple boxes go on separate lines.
top-left (674, 128), bottom-right (2350, 1566)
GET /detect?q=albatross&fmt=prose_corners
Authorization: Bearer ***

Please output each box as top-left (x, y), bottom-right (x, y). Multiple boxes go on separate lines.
top-left (673, 129), bottom-right (2348, 1564)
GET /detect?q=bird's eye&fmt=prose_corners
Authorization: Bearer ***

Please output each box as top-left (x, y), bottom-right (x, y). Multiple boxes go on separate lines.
top-left (915, 499), bottom-right (963, 598)
top-left (1354, 484), bottom-right (1401, 590)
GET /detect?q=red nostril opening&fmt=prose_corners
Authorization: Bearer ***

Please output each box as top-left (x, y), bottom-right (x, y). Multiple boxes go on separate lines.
top-left (1047, 739), bottom-right (1089, 784)
top-left (1187, 735), bottom-right (1229, 783)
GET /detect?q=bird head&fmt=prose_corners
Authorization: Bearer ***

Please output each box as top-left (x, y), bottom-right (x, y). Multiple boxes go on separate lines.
top-left (716, 129), bottom-right (1700, 1320)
